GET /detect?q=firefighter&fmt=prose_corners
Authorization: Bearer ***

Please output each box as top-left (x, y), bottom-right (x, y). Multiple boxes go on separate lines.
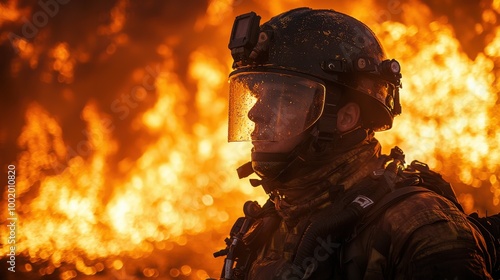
top-left (217, 7), bottom-right (494, 279)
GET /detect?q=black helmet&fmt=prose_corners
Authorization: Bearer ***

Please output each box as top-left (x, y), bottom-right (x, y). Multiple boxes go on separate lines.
top-left (227, 8), bottom-right (402, 183)
top-left (228, 7), bottom-right (402, 139)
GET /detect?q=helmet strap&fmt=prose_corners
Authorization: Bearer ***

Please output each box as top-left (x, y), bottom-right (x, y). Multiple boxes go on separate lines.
top-left (316, 90), bottom-right (342, 142)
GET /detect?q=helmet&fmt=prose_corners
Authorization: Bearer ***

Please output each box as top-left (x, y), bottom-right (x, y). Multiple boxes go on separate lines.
top-left (227, 8), bottom-right (402, 182)
top-left (228, 7), bottom-right (402, 137)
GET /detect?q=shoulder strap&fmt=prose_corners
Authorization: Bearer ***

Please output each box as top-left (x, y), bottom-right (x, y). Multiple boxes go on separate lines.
top-left (406, 160), bottom-right (464, 212)
top-left (353, 186), bottom-right (432, 237)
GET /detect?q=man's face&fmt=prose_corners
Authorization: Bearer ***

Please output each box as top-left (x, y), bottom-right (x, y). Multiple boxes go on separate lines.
top-left (228, 72), bottom-right (326, 153)
top-left (248, 85), bottom-right (313, 153)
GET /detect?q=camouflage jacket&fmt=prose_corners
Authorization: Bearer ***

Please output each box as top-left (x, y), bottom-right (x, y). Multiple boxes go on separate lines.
top-left (248, 186), bottom-right (493, 279)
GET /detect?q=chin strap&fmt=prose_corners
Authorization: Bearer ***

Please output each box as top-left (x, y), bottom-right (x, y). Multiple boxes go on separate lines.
top-left (316, 90), bottom-right (342, 142)
top-left (236, 152), bottom-right (290, 180)
top-left (237, 162), bottom-right (254, 179)
top-left (236, 161), bottom-right (271, 188)
top-left (332, 127), bottom-right (371, 153)
top-left (236, 152), bottom-right (290, 181)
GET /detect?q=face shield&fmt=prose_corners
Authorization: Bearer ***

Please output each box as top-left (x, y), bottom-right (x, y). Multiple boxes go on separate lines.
top-left (228, 72), bottom-right (326, 142)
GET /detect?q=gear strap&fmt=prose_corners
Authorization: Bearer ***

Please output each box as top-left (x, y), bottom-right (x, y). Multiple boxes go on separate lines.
top-left (317, 90), bottom-right (342, 141)
top-left (351, 186), bottom-right (432, 240)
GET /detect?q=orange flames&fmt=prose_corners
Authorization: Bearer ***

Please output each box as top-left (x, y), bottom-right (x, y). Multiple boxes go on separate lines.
top-left (1, 0), bottom-right (500, 279)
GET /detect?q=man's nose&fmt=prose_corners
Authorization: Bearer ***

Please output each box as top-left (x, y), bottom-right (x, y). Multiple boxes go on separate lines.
top-left (248, 99), bottom-right (270, 124)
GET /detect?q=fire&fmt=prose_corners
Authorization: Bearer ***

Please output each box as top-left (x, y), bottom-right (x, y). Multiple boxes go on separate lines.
top-left (372, 17), bottom-right (500, 209)
top-left (0, 0), bottom-right (21, 25)
top-left (1, 0), bottom-right (500, 279)
top-left (51, 42), bottom-right (75, 83)
top-left (16, 102), bottom-right (118, 262)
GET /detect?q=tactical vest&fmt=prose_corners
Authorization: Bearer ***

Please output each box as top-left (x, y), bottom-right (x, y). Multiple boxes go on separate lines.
top-left (212, 147), bottom-right (500, 279)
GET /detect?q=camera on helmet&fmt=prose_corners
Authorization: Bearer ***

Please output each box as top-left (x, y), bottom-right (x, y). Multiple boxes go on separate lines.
top-left (228, 12), bottom-right (261, 66)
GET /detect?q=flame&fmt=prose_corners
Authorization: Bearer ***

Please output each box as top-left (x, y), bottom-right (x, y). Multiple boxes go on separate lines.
top-left (0, 0), bottom-right (21, 26)
top-left (372, 18), bottom-right (500, 209)
top-left (16, 102), bottom-right (118, 264)
top-left (50, 42), bottom-right (75, 83)
top-left (98, 0), bottom-right (128, 36)
top-left (2, 0), bottom-right (500, 279)
top-left (205, 0), bottom-right (235, 25)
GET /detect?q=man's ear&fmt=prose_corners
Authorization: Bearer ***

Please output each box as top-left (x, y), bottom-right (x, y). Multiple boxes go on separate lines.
top-left (336, 102), bottom-right (361, 133)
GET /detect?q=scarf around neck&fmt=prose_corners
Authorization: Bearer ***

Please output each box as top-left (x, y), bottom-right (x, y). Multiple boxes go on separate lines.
top-left (273, 138), bottom-right (382, 223)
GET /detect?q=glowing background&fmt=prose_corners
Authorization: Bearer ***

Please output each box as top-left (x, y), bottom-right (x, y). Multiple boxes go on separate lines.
top-left (1, 0), bottom-right (500, 279)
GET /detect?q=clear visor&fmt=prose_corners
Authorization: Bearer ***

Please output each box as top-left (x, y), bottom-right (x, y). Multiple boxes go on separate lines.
top-left (228, 72), bottom-right (326, 142)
